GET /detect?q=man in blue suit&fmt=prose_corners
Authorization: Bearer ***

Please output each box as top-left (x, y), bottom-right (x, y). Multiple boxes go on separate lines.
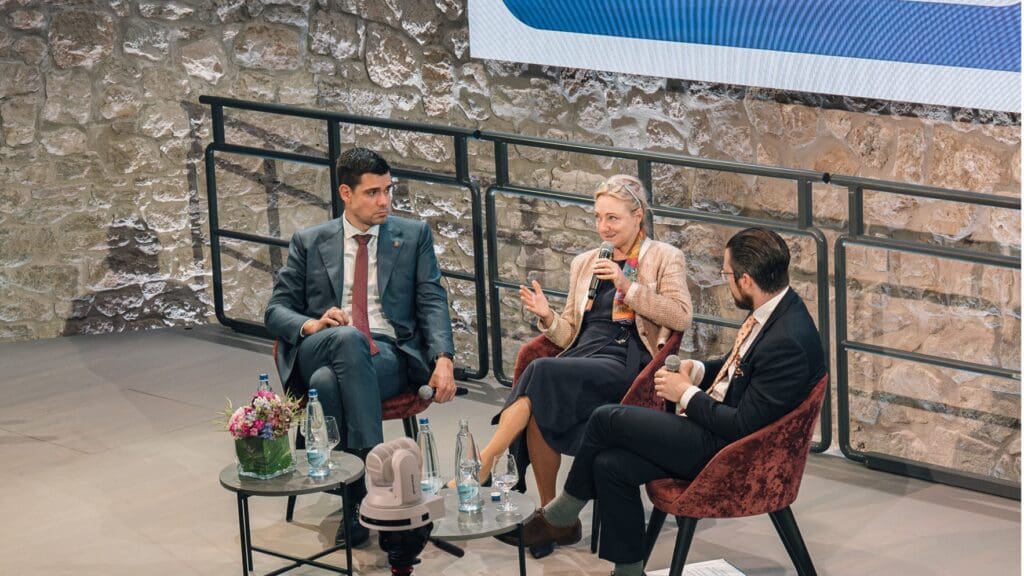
top-left (265, 147), bottom-right (456, 547)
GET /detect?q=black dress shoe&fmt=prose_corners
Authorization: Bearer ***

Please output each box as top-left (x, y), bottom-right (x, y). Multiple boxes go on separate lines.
top-left (335, 503), bottom-right (371, 548)
top-left (529, 541), bottom-right (555, 558)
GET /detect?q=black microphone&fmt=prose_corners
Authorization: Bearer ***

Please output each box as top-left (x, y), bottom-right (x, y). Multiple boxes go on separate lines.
top-left (663, 354), bottom-right (682, 413)
top-left (586, 242), bottom-right (615, 311)
top-left (418, 385), bottom-right (470, 400)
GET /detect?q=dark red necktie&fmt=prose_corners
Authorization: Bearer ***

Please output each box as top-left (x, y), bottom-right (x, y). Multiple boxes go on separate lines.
top-left (352, 234), bottom-right (379, 355)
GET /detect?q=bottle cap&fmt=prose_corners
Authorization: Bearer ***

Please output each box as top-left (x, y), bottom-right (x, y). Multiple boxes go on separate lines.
top-left (419, 417), bottom-right (429, 425)
top-left (490, 492), bottom-right (501, 501)
top-left (258, 373), bottom-right (269, 380)
top-left (308, 389), bottom-right (318, 398)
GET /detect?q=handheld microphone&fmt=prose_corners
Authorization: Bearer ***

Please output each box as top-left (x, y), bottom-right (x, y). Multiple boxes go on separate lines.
top-left (664, 354), bottom-right (681, 373)
top-left (663, 354), bottom-right (681, 413)
top-left (418, 385), bottom-right (470, 400)
top-left (586, 242), bottom-right (615, 311)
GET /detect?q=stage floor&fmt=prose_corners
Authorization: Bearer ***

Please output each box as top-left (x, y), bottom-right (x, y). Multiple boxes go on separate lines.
top-left (0, 326), bottom-right (1018, 575)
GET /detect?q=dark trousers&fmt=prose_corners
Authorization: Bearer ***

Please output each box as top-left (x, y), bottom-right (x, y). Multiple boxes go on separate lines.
top-left (296, 326), bottom-right (407, 450)
top-left (563, 404), bottom-right (723, 564)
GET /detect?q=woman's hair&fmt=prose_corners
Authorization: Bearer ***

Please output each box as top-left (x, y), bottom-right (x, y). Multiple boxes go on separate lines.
top-left (593, 174), bottom-right (650, 231)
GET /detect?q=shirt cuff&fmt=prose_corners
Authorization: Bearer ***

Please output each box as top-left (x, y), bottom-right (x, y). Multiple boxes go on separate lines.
top-left (625, 281), bottom-right (640, 301)
top-left (677, 361), bottom-right (706, 413)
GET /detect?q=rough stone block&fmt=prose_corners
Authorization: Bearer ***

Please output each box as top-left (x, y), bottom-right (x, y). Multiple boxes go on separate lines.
top-left (0, 60), bottom-right (41, 97)
top-left (48, 9), bottom-right (115, 69)
top-left (1, 94), bottom-right (39, 146)
top-left (232, 23), bottom-right (302, 70)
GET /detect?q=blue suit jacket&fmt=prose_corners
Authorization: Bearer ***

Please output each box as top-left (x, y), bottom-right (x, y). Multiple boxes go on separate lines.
top-left (264, 215), bottom-right (455, 389)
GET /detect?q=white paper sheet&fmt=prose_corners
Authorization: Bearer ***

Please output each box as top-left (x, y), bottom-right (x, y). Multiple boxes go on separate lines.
top-left (648, 558), bottom-right (746, 576)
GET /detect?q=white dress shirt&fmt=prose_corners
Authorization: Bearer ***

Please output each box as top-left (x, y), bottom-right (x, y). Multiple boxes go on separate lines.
top-left (341, 215), bottom-right (396, 340)
top-left (678, 287), bottom-right (790, 411)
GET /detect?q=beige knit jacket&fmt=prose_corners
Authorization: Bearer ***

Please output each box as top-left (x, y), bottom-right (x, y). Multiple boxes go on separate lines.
top-left (541, 238), bottom-right (692, 355)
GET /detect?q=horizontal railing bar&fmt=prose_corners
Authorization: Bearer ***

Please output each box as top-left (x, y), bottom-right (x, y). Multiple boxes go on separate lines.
top-left (392, 167), bottom-right (463, 186)
top-left (842, 340), bottom-right (1020, 381)
top-left (219, 229), bottom-right (290, 248)
top-left (476, 130), bottom-right (825, 181)
top-left (442, 270), bottom-right (478, 283)
top-left (208, 142), bottom-right (331, 166)
top-left (493, 185), bottom-right (824, 237)
top-left (863, 453), bottom-right (1020, 500)
top-left (200, 95), bottom-right (477, 137)
top-left (828, 174), bottom-right (1021, 210)
top-left (490, 283), bottom-right (745, 331)
top-left (839, 235), bottom-right (1020, 268)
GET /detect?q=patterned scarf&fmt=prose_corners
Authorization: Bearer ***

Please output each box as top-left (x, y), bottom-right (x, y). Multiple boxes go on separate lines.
top-left (612, 230), bottom-right (646, 324)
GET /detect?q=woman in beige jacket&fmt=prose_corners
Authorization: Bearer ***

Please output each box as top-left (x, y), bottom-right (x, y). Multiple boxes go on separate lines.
top-left (470, 174), bottom-right (692, 526)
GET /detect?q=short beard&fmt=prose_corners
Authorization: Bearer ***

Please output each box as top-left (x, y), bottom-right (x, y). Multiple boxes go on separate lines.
top-left (733, 292), bottom-right (754, 311)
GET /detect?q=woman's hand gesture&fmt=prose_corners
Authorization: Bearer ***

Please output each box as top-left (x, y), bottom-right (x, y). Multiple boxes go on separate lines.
top-left (593, 258), bottom-right (631, 293)
top-left (519, 280), bottom-right (554, 327)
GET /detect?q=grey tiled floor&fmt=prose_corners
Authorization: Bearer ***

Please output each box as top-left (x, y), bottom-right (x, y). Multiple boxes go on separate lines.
top-left (0, 326), bottom-right (1018, 575)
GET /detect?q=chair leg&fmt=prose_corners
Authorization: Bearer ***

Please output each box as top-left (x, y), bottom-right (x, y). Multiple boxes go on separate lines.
top-left (769, 507), bottom-right (817, 576)
top-left (642, 508), bottom-right (667, 565)
top-left (285, 495), bottom-right (296, 522)
top-left (590, 498), bottom-right (600, 554)
top-left (669, 517), bottom-right (698, 576)
top-left (402, 416), bottom-right (419, 439)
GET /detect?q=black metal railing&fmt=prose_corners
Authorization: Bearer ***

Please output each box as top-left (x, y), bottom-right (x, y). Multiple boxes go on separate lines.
top-left (199, 95), bottom-right (1021, 498)
top-left (200, 96), bottom-right (488, 380)
top-left (830, 174), bottom-right (1021, 499)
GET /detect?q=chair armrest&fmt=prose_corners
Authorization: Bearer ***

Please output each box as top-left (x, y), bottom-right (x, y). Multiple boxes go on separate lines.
top-left (511, 335), bottom-right (563, 387)
top-left (620, 331), bottom-right (683, 410)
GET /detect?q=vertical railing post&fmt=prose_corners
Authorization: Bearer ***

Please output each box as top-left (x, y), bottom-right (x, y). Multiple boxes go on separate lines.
top-left (797, 179), bottom-right (813, 229)
top-left (848, 186), bottom-right (864, 236)
top-left (456, 134), bottom-right (489, 380)
top-left (211, 104), bottom-right (225, 145)
top-left (327, 119), bottom-right (342, 219)
top-left (638, 158), bottom-right (655, 233)
top-left (488, 141), bottom-right (510, 382)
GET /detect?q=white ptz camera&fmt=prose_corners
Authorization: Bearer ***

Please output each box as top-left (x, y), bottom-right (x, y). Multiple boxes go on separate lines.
top-left (359, 437), bottom-right (445, 531)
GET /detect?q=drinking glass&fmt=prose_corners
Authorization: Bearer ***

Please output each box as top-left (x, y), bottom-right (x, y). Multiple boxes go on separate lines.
top-left (324, 416), bottom-right (340, 470)
top-left (491, 451), bottom-right (519, 513)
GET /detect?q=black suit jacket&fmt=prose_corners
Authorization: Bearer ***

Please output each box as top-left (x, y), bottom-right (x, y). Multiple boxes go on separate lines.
top-left (686, 288), bottom-right (826, 444)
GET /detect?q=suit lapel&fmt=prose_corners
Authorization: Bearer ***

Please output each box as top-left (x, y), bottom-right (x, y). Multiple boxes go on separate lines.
top-left (377, 218), bottom-right (402, 297)
top-left (318, 221), bottom-right (346, 306)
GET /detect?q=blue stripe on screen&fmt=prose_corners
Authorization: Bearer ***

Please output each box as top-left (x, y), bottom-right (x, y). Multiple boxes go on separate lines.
top-left (502, 0), bottom-right (1021, 72)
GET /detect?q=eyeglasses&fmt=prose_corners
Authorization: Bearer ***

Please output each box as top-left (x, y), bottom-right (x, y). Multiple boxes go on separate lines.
top-left (720, 270), bottom-right (736, 280)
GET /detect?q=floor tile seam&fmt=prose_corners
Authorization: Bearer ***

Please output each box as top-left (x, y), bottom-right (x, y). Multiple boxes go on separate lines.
top-left (0, 426), bottom-right (93, 455)
top-left (124, 387), bottom-right (212, 410)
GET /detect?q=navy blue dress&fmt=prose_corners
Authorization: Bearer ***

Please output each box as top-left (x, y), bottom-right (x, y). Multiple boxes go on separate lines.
top-left (497, 262), bottom-right (652, 489)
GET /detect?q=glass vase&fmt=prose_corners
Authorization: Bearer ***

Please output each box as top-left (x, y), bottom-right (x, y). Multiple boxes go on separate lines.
top-left (235, 435), bottom-right (295, 479)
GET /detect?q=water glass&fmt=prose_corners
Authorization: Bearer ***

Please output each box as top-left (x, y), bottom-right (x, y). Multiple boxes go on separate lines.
top-left (324, 416), bottom-right (340, 469)
top-left (492, 451), bottom-right (519, 513)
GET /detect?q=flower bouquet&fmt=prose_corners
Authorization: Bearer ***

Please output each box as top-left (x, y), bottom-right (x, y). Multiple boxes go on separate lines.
top-left (223, 389), bottom-right (303, 479)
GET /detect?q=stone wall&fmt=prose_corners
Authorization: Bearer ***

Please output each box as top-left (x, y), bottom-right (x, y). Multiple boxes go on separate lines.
top-left (0, 0), bottom-right (1018, 481)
